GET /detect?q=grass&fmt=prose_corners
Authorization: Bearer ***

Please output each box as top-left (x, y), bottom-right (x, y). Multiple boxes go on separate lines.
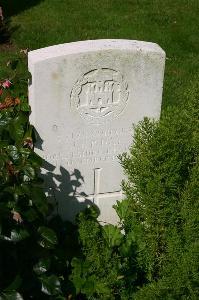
top-left (0, 0), bottom-right (198, 110)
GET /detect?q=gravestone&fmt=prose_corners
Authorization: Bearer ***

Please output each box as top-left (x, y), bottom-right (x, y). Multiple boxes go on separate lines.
top-left (28, 39), bottom-right (165, 224)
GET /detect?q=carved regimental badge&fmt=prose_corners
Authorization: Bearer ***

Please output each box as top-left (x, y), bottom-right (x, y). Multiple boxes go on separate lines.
top-left (71, 68), bottom-right (129, 124)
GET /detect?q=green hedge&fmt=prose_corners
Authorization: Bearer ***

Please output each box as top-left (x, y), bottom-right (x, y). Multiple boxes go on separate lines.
top-left (72, 85), bottom-right (199, 299)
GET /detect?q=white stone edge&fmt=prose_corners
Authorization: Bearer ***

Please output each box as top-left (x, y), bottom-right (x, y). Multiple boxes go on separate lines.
top-left (28, 39), bottom-right (165, 65)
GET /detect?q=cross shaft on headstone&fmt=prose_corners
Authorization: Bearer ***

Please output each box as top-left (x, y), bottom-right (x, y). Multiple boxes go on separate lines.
top-left (84, 168), bottom-right (122, 206)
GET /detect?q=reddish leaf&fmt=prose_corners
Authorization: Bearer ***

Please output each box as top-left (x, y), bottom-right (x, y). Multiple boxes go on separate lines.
top-left (0, 96), bottom-right (20, 110)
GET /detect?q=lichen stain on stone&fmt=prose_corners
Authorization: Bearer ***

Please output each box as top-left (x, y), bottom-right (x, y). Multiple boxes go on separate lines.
top-left (52, 72), bottom-right (60, 80)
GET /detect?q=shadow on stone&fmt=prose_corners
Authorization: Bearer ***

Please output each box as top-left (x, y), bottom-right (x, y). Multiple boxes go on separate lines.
top-left (42, 160), bottom-right (99, 223)
top-left (32, 127), bottom-right (98, 222)
top-left (33, 128), bottom-right (98, 222)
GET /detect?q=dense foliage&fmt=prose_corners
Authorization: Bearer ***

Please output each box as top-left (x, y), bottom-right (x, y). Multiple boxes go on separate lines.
top-left (119, 86), bottom-right (199, 299)
top-left (71, 206), bottom-right (139, 299)
top-left (72, 85), bottom-right (199, 299)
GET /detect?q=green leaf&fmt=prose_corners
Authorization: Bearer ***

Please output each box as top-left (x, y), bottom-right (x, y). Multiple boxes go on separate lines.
top-left (78, 205), bottom-right (100, 220)
top-left (102, 225), bottom-right (123, 247)
top-left (40, 275), bottom-right (61, 296)
top-left (6, 146), bottom-right (20, 162)
top-left (38, 226), bottom-right (58, 249)
top-left (0, 291), bottom-right (23, 300)
top-left (70, 260), bottom-right (84, 294)
top-left (8, 124), bottom-right (24, 143)
top-left (0, 111), bottom-right (12, 127)
top-left (33, 257), bottom-right (51, 275)
top-left (20, 102), bottom-right (30, 112)
top-left (119, 232), bottom-right (136, 257)
top-left (23, 124), bottom-right (33, 139)
top-left (95, 281), bottom-right (110, 295)
top-left (10, 229), bottom-right (29, 242)
top-left (71, 257), bottom-right (84, 275)
top-left (22, 165), bottom-right (35, 180)
top-left (31, 187), bottom-right (48, 216)
top-left (8, 114), bottom-right (27, 142)
top-left (114, 199), bottom-right (129, 221)
top-left (19, 147), bottom-right (30, 158)
top-left (82, 278), bottom-right (96, 296)
top-left (7, 200), bottom-right (17, 209)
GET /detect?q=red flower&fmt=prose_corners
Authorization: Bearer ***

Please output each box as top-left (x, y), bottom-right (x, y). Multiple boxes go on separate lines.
top-left (2, 80), bottom-right (12, 89)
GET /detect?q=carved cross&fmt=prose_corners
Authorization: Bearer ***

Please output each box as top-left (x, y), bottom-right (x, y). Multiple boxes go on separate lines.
top-left (86, 168), bottom-right (122, 206)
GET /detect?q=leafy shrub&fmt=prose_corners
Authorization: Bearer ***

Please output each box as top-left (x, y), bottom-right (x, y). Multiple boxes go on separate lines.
top-left (118, 85), bottom-right (199, 299)
top-left (71, 206), bottom-right (138, 299)
top-left (72, 85), bottom-right (199, 299)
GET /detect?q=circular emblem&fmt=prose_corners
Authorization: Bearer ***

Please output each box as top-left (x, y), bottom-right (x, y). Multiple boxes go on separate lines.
top-left (70, 68), bottom-right (129, 124)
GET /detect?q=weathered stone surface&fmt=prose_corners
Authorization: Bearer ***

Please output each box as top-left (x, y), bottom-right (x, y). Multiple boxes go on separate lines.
top-left (28, 39), bottom-right (165, 224)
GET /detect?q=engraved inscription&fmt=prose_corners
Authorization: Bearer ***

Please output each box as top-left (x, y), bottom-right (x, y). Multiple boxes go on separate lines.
top-left (42, 127), bottom-right (132, 165)
top-left (71, 68), bottom-right (129, 124)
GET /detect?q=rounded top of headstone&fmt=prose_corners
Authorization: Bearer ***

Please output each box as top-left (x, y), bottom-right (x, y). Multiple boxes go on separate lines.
top-left (28, 39), bottom-right (165, 64)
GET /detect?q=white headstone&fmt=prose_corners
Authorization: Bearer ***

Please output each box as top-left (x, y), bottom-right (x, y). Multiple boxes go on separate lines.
top-left (28, 39), bottom-right (165, 224)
